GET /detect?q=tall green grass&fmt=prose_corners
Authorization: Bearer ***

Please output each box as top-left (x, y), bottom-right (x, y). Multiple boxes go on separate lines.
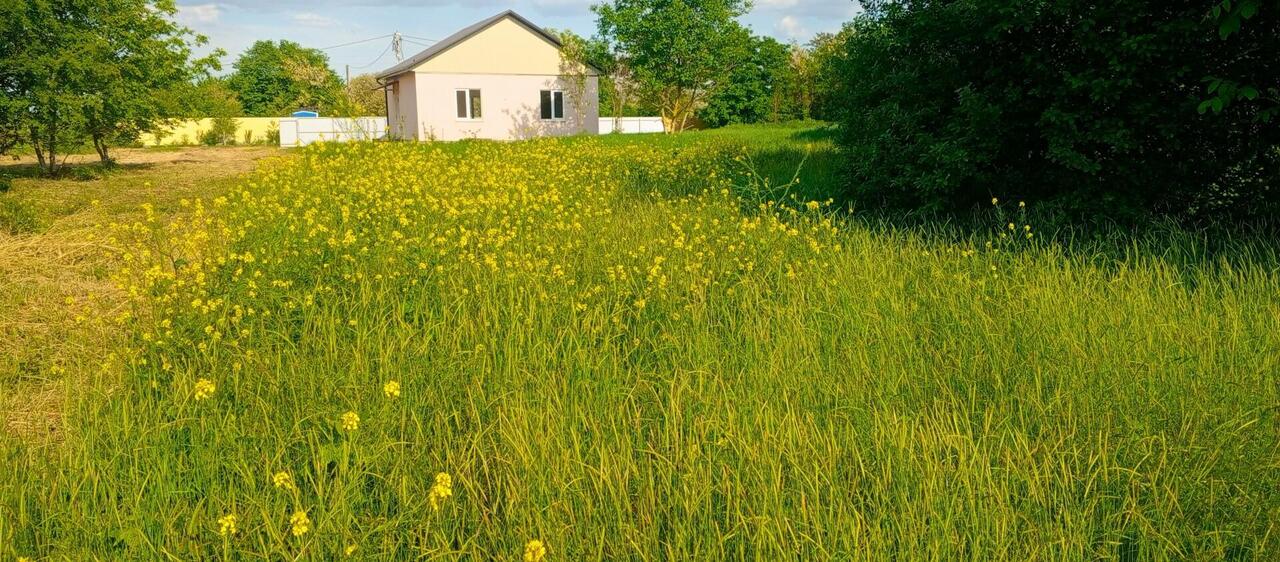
top-left (1, 126), bottom-right (1277, 560)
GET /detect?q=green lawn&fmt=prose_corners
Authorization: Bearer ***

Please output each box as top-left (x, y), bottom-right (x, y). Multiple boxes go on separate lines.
top-left (1, 125), bottom-right (1277, 560)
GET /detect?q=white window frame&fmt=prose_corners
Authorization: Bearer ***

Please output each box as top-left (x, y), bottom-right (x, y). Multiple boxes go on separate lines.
top-left (540, 89), bottom-right (565, 121)
top-left (455, 88), bottom-right (482, 121)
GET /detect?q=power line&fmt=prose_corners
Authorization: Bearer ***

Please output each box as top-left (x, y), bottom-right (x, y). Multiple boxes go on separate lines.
top-left (400, 34), bottom-right (438, 43)
top-left (350, 41), bottom-right (394, 70)
top-left (402, 38), bottom-right (435, 48)
top-left (319, 34), bottom-right (394, 51)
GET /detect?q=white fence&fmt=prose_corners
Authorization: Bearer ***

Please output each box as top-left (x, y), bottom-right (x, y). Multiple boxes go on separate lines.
top-left (598, 117), bottom-right (666, 135)
top-left (279, 117), bottom-right (388, 147)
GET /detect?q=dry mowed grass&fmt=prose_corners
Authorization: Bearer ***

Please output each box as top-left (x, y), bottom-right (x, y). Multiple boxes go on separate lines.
top-left (0, 146), bottom-right (280, 439)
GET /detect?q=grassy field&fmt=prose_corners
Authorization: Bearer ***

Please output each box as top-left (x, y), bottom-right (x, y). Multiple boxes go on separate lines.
top-left (0, 146), bottom-right (281, 442)
top-left (1, 126), bottom-right (1277, 560)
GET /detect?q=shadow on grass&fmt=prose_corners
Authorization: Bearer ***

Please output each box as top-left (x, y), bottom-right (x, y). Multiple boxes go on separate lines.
top-left (645, 132), bottom-right (1280, 276)
top-left (789, 126), bottom-right (840, 144)
top-left (0, 161), bottom-right (154, 182)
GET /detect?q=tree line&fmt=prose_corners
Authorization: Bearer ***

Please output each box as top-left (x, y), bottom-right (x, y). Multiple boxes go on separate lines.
top-left (0, 0), bottom-right (847, 175)
top-left (0, 0), bottom-right (218, 173)
top-left (0, 2), bottom-right (387, 173)
top-left (580, 0), bottom-right (847, 130)
top-left (4, 0), bottom-right (1275, 222)
top-left (585, 0), bottom-right (1278, 221)
top-left (832, 0), bottom-right (1279, 221)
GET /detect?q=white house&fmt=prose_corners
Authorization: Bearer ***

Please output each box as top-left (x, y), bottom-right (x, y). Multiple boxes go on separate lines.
top-left (377, 11), bottom-right (601, 141)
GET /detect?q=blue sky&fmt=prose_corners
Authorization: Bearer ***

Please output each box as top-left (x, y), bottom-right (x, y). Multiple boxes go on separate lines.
top-left (174, 1), bottom-right (863, 77)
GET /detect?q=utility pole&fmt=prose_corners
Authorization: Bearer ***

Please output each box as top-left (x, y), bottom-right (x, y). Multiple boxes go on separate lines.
top-left (345, 64), bottom-right (350, 84)
top-left (393, 32), bottom-right (403, 61)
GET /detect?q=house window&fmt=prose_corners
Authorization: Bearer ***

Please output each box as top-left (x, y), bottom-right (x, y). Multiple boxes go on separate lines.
top-left (540, 90), bottom-right (564, 120)
top-left (456, 89), bottom-right (482, 119)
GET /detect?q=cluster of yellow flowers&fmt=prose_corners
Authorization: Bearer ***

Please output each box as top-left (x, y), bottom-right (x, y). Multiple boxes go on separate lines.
top-left (340, 410), bottom-right (360, 432)
top-left (217, 514), bottom-right (238, 537)
top-left (193, 378), bottom-right (216, 401)
top-left (429, 472), bottom-right (453, 511)
top-left (524, 538), bottom-right (547, 562)
top-left (99, 138), bottom-right (847, 558)
top-left (383, 380), bottom-right (401, 398)
top-left (107, 141), bottom-right (839, 378)
top-left (289, 510), bottom-right (311, 537)
top-left (272, 471), bottom-right (295, 491)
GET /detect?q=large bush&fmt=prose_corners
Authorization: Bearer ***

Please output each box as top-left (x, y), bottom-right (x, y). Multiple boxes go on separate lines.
top-left (837, 1), bottom-right (1280, 221)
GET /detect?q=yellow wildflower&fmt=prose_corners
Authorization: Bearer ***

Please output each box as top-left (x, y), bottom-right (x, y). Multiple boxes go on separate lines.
top-left (272, 471), bottom-right (295, 491)
top-left (345, 544), bottom-right (359, 556)
top-left (991, 197), bottom-right (998, 205)
top-left (290, 510), bottom-right (311, 537)
top-left (341, 411), bottom-right (360, 431)
top-left (383, 380), bottom-right (401, 398)
top-left (524, 539), bottom-right (547, 562)
top-left (1019, 200), bottom-right (1026, 208)
top-left (194, 378), bottom-right (216, 401)
top-left (429, 472), bottom-right (453, 511)
top-left (218, 514), bottom-right (238, 537)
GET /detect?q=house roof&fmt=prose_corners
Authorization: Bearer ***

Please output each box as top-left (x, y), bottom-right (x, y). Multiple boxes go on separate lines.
top-left (375, 10), bottom-right (600, 80)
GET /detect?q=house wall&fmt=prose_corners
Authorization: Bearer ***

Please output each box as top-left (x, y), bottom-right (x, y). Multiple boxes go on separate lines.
top-left (386, 73), bottom-right (418, 140)
top-left (413, 73), bottom-right (599, 141)
top-left (412, 16), bottom-right (584, 76)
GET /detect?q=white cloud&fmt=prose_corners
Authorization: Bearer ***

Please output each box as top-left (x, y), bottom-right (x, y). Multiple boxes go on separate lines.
top-left (177, 3), bottom-right (222, 25)
top-left (777, 15), bottom-right (808, 40)
top-left (758, 0), bottom-right (799, 9)
top-left (293, 12), bottom-right (340, 27)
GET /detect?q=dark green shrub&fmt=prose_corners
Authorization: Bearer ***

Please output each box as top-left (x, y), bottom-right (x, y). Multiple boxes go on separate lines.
top-left (67, 166), bottom-right (103, 181)
top-left (200, 116), bottom-right (239, 146)
top-left (837, 1), bottom-right (1280, 222)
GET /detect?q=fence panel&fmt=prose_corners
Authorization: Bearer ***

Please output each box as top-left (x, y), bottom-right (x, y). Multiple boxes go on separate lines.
top-left (598, 117), bottom-right (666, 135)
top-left (278, 117), bottom-right (388, 147)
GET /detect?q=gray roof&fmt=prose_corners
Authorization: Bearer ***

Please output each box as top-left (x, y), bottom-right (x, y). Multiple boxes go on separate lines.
top-left (376, 10), bottom-right (600, 80)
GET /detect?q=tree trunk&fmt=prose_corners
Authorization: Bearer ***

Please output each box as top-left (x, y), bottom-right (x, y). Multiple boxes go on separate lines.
top-left (612, 91), bottom-right (624, 133)
top-left (30, 126), bottom-right (46, 172)
top-left (47, 133), bottom-right (57, 175)
top-left (46, 110), bottom-right (59, 175)
top-left (93, 133), bottom-right (110, 164)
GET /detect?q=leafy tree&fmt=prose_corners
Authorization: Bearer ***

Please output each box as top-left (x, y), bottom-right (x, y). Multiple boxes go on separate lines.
top-left (1199, 1), bottom-right (1279, 123)
top-left (341, 74), bottom-right (387, 117)
top-left (199, 116), bottom-right (239, 146)
top-left (78, 2), bottom-right (219, 162)
top-left (0, 0), bottom-right (212, 171)
top-left (186, 78), bottom-right (244, 119)
top-left (837, 0), bottom-right (1280, 221)
top-left (580, 34), bottom-right (645, 126)
top-left (594, 0), bottom-right (752, 132)
top-left (550, 29), bottom-right (595, 126)
top-left (806, 28), bottom-right (853, 122)
top-left (783, 44), bottom-right (814, 121)
top-left (0, 86), bottom-right (23, 156)
top-left (228, 41), bottom-right (343, 117)
top-left (698, 34), bottom-right (793, 127)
